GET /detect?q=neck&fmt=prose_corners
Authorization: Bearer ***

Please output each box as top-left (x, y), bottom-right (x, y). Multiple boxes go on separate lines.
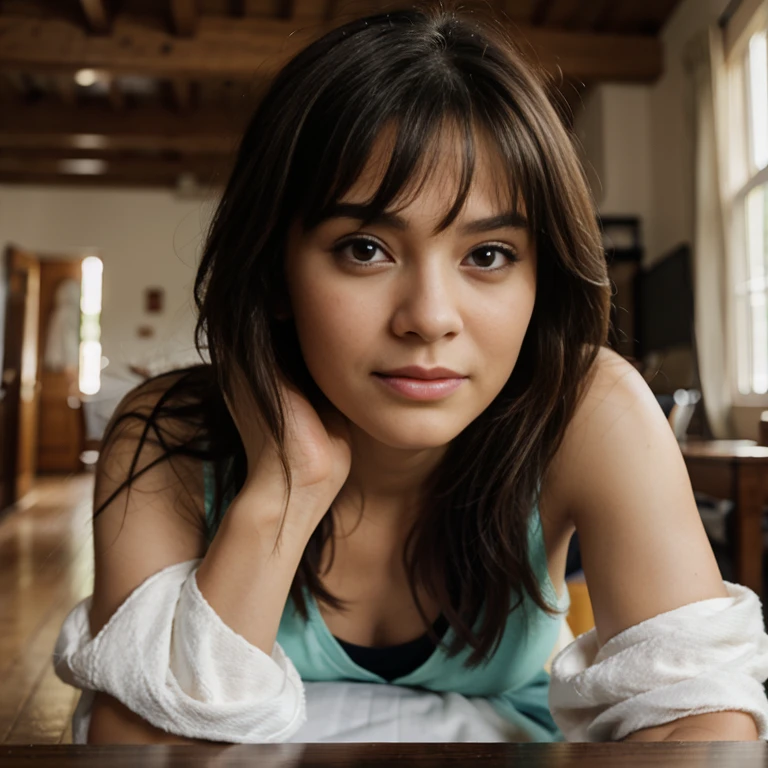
top-left (333, 422), bottom-right (449, 534)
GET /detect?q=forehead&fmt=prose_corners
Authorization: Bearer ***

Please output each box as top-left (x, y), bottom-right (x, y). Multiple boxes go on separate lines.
top-left (341, 122), bottom-right (521, 221)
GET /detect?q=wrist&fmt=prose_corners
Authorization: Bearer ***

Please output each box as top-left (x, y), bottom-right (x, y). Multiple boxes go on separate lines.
top-left (228, 485), bottom-right (329, 538)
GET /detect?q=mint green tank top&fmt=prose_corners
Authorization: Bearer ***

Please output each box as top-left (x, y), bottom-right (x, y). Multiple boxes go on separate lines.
top-left (202, 461), bottom-right (570, 742)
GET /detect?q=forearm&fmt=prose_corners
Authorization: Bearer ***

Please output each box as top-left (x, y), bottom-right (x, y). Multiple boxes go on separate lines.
top-left (88, 691), bottom-right (226, 744)
top-left (195, 485), bottom-right (324, 656)
top-left (623, 711), bottom-right (760, 742)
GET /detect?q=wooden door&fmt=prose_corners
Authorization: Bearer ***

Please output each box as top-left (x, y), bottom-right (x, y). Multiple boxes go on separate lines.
top-left (0, 335), bottom-right (7, 510)
top-left (1, 246), bottom-right (41, 508)
top-left (37, 259), bottom-right (84, 472)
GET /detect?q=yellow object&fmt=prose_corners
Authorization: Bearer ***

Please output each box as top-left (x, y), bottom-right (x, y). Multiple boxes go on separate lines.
top-left (565, 577), bottom-right (595, 637)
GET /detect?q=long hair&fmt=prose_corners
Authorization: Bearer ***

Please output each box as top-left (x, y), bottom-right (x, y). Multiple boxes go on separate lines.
top-left (96, 3), bottom-right (611, 667)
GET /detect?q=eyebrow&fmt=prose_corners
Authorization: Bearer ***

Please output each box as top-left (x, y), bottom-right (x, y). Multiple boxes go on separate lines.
top-left (321, 202), bottom-right (530, 234)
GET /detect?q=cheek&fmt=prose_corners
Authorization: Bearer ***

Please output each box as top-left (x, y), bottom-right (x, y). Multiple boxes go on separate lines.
top-left (290, 279), bottom-right (375, 378)
top-left (473, 281), bottom-right (536, 355)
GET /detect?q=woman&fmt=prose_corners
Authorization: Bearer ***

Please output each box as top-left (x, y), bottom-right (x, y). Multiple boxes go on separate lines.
top-left (54, 2), bottom-right (768, 744)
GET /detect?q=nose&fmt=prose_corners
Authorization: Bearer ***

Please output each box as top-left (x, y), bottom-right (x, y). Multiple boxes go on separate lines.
top-left (389, 257), bottom-right (464, 342)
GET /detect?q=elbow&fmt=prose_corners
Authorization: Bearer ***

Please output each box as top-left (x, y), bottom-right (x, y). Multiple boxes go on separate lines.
top-left (87, 692), bottom-right (225, 745)
top-left (622, 711), bottom-right (760, 742)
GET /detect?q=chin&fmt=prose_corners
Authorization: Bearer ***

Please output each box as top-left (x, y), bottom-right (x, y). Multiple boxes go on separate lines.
top-left (354, 414), bottom-right (468, 450)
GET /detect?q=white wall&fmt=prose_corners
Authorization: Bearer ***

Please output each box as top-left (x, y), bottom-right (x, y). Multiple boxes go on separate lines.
top-left (575, 0), bottom-right (731, 264)
top-left (573, 86), bottom-right (605, 209)
top-left (0, 185), bottom-right (217, 376)
top-left (647, 0), bottom-right (732, 265)
top-left (575, 84), bottom-right (653, 251)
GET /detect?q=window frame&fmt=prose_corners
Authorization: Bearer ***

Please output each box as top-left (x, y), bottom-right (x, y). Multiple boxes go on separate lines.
top-left (724, 3), bottom-right (768, 407)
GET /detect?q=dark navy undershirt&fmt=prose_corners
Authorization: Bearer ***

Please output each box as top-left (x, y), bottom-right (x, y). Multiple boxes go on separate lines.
top-left (334, 613), bottom-right (451, 681)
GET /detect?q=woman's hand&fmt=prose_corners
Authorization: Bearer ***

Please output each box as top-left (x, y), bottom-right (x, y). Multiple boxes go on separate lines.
top-left (223, 363), bottom-right (353, 518)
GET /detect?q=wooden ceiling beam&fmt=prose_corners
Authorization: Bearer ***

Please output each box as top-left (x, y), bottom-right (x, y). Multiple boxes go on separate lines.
top-left (107, 76), bottom-right (124, 109)
top-left (3, 72), bottom-right (30, 101)
top-left (0, 173), bottom-right (180, 188)
top-left (53, 75), bottom-right (78, 106)
top-left (517, 25), bottom-right (661, 81)
top-left (578, 0), bottom-right (618, 32)
top-left (0, 16), bottom-right (313, 78)
top-left (531, 0), bottom-right (558, 26)
top-left (169, 0), bottom-right (198, 36)
top-left (169, 78), bottom-right (193, 110)
top-left (289, 0), bottom-right (329, 22)
top-left (0, 104), bottom-right (243, 154)
top-left (0, 15), bottom-right (664, 82)
top-left (0, 154), bottom-right (227, 181)
top-left (0, 171), bottom-right (221, 188)
top-left (0, 74), bottom-right (16, 101)
top-left (0, 147), bottom-right (225, 163)
top-left (79, 0), bottom-right (111, 34)
top-left (241, 0), bottom-right (288, 18)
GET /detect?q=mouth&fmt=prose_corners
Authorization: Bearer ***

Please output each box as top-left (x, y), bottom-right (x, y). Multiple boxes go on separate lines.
top-left (372, 373), bottom-right (467, 401)
top-left (375, 366), bottom-right (465, 380)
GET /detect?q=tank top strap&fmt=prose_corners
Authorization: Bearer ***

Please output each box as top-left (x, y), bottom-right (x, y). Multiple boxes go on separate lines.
top-left (202, 461), bottom-right (217, 534)
top-left (527, 496), bottom-right (570, 613)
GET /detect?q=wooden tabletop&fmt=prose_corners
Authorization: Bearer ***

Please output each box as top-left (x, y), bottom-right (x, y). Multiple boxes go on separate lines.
top-left (679, 439), bottom-right (768, 462)
top-left (2, 743), bottom-right (767, 767)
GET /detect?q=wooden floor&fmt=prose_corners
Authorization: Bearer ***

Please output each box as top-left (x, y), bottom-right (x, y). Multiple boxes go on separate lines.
top-left (0, 472), bottom-right (95, 745)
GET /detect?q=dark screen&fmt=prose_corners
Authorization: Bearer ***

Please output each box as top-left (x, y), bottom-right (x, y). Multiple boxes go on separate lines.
top-left (639, 244), bottom-right (694, 354)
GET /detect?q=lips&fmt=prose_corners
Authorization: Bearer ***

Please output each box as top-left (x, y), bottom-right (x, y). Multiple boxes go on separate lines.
top-left (375, 366), bottom-right (465, 380)
top-left (373, 372), bottom-right (466, 400)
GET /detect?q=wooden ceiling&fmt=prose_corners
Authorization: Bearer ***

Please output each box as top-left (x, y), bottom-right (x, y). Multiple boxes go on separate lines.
top-left (0, 0), bottom-right (683, 188)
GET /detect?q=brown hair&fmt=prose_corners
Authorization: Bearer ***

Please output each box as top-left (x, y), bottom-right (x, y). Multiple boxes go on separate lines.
top-left (97, 3), bottom-right (611, 667)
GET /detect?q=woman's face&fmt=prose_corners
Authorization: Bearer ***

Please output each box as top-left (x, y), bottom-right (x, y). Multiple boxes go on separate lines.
top-left (284, 132), bottom-right (538, 450)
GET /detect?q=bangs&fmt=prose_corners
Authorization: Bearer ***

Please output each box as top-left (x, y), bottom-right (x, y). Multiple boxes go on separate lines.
top-left (292, 81), bottom-right (538, 236)
top-left (196, 7), bottom-right (610, 667)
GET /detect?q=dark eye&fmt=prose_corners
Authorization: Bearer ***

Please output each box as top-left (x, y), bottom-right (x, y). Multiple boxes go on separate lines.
top-left (332, 237), bottom-right (387, 266)
top-left (466, 245), bottom-right (519, 271)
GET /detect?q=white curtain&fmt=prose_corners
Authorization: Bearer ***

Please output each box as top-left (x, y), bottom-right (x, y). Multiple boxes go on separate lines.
top-left (687, 26), bottom-right (736, 439)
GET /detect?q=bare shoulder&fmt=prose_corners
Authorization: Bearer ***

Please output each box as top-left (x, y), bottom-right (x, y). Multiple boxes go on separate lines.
top-left (563, 346), bottom-right (651, 435)
top-left (88, 370), bottom-right (214, 744)
top-left (544, 346), bottom-right (726, 646)
top-left (542, 347), bottom-right (655, 521)
top-left (541, 348), bottom-right (634, 525)
top-left (90, 370), bottom-right (210, 635)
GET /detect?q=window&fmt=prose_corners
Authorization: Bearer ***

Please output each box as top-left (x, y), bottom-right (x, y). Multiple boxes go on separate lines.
top-left (726, 5), bottom-right (768, 404)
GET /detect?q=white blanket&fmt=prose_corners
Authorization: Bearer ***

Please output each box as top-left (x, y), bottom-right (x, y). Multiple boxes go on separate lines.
top-left (55, 560), bottom-right (545, 743)
top-left (54, 560), bottom-right (768, 743)
top-left (549, 580), bottom-right (768, 741)
top-left (69, 682), bottom-right (542, 744)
